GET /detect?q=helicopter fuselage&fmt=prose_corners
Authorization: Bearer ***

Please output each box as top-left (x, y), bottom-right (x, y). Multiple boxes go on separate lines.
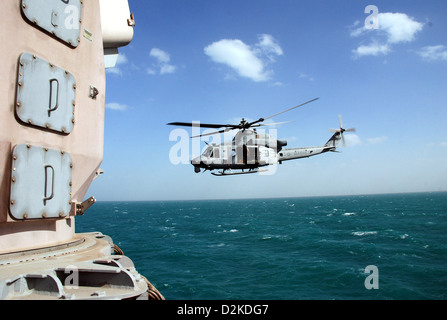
top-left (192, 143), bottom-right (277, 172)
top-left (167, 98), bottom-right (354, 176)
top-left (191, 129), bottom-right (342, 174)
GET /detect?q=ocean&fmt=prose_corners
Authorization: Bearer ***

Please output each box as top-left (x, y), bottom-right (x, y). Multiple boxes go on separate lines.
top-left (75, 192), bottom-right (447, 300)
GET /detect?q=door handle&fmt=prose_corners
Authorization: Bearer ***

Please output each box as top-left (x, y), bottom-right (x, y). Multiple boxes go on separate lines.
top-left (44, 165), bottom-right (54, 205)
top-left (48, 78), bottom-right (59, 117)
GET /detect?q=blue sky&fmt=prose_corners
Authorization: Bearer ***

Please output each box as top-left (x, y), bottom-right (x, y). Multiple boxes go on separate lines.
top-left (88, 0), bottom-right (447, 201)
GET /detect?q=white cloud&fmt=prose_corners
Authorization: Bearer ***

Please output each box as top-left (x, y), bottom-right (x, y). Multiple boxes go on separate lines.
top-left (150, 48), bottom-right (170, 63)
top-left (353, 42), bottom-right (390, 57)
top-left (148, 48), bottom-right (177, 75)
top-left (351, 12), bottom-right (423, 58)
top-left (417, 45), bottom-right (447, 62)
top-left (349, 20), bottom-right (363, 37)
top-left (379, 12), bottom-right (423, 44)
top-left (299, 73), bottom-right (314, 81)
top-left (344, 134), bottom-right (362, 147)
top-left (160, 64), bottom-right (177, 75)
top-left (441, 142), bottom-right (447, 147)
top-left (204, 39), bottom-right (267, 81)
top-left (204, 34), bottom-right (283, 82)
top-left (105, 102), bottom-right (129, 111)
top-left (367, 136), bottom-right (388, 144)
top-left (255, 34), bottom-right (283, 62)
top-left (146, 68), bottom-right (156, 75)
top-left (354, 44), bottom-right (390, 57)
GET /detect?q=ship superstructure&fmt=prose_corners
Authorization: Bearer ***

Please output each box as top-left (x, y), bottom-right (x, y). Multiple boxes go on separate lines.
top-left (0, 0), bottom-right (162, 300)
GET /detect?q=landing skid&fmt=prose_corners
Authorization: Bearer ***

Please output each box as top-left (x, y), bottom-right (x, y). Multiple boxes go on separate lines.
top-left (211, 168), bottom-right (268, 176)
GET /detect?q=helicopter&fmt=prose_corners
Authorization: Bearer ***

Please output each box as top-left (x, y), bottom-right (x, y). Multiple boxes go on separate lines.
top-left (167, 98), bottom-right (355, 176)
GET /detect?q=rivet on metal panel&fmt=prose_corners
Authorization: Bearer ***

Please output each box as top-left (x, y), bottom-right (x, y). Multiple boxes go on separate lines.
top-left (26, 144), bottom-right (31, 149)
top-left (27, 119), bottom-right (32, 124)
top-left (44, 148), bottom-right (48, 152)
top-left (23, 213), bottom-right (28, 219)
top-left (16, 102), bottom-right (21, 108)
top-left (73, 84), bottom-right (77, 90)
top-left (10, 200), bottom-right (14, 205)
top-left (13, 155), bottom-right (17, 160)
top-left (11, 177), bottom-right (16, 183)
top-left (59, 212), bottom-right (64, 218)
top-left (42, 213), bottom-right (47, 218)
top-left (70, 163), bottom-right (73, 169)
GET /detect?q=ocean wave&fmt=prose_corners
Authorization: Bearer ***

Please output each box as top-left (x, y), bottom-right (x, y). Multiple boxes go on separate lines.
top-left (343, 212), bottom-right (356, 216)
top-left (222, 229), bottom-right (239, 233)
top-left (261, 234), bottom-right (292, 241)
top-left (208, 243), bottom-right (226, 248)
top-left (352, 231), bottom-right (377, 236)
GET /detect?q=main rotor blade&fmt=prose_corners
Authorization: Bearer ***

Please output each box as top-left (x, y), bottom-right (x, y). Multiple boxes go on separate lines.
top-left (338, 114), bottom-right (343, 129)
top-left (263, 97), bottom-right (319, 121)
top-left (257, 121), bottom-right (295, 127)
top-left (191, 128), bottom-right (236, 138)
top-left (167, 122), bottom-right (237, 129)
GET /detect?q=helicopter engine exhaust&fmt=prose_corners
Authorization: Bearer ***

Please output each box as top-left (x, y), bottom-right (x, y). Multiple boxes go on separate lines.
top-left (277, 139), bottom-right (287, 151)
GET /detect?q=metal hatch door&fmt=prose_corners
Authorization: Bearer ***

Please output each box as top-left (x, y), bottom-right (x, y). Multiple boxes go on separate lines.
top-left (21, 0), bottom-right (83, 47)
top-left (10, 144), bottom-right (72, 220)
top-left (16, 53), bottom-right (76, 134)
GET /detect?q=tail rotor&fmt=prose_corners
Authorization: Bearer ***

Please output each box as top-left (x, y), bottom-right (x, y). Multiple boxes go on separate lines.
top-left (329, 115), bottom-right (356, 147)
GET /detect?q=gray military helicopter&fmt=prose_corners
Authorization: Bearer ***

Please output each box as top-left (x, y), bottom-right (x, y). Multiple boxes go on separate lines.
top-left (167, 98), bottom-right (355, 176)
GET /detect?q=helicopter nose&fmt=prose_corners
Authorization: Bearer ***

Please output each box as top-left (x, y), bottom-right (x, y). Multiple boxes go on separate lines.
top-left (191, 156), bottom-right (201, 165)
